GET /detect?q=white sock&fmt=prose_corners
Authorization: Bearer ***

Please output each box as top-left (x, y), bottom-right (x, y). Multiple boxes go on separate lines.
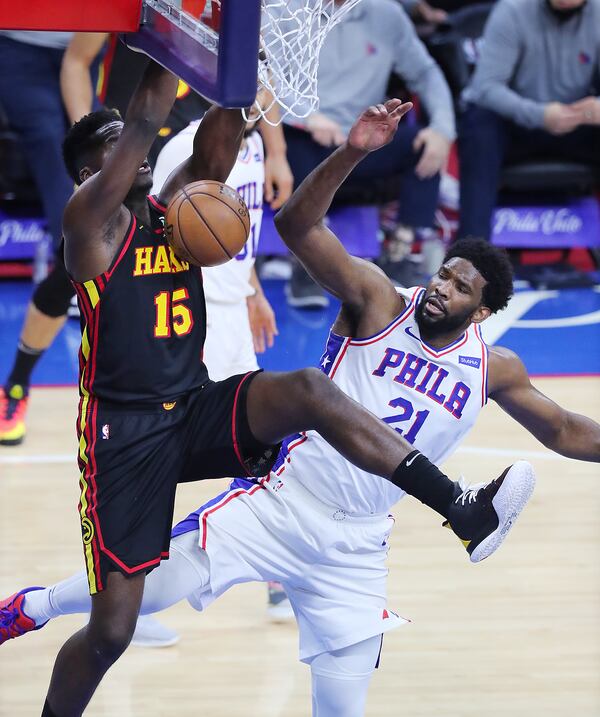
top-left (22, 531), bottom-right (209, 625)
top-left (23, 571), bottom-right (90, 625)
top-left (138, 533), bottom-right (209, 614)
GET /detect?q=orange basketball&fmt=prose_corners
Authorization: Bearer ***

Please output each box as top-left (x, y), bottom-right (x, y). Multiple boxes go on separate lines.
top-left (165, 180), bottom-right (250, 267)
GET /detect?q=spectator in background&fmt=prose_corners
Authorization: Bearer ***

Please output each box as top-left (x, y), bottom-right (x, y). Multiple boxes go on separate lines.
top-left (281, 0), bottom-right (455, 307)
top-left (457, 0), bottom-right (600, 241)
top-left (0, 31), bottom-right (105, 447)
top-left (0, 30), bottom-right (75, 251)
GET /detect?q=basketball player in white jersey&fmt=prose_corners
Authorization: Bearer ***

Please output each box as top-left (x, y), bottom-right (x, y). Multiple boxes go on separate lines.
top-left (4, 102), bottom-right (599, 716)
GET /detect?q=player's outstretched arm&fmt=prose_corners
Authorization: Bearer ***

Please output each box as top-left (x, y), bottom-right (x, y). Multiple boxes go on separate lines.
top-left (157, 105), bottom-right (246, 206)
top-left (275, 101), bottom-right (412, 314)
top-left (64, 61), bottom-right (178, 279)
top-left (489, 347), bottom-right (600, 462)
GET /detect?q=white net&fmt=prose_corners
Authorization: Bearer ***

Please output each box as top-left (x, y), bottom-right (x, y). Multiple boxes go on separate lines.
top-left (143, 0), bottom-right (363, 124)
top-left (256, 0), bottom-right (363, 123)
top-left (208, 0), bottom-right (364, 125)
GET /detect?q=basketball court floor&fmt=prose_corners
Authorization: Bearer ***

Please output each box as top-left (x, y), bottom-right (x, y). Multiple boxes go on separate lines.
top-left (1, 278), bottom-right (599, 716)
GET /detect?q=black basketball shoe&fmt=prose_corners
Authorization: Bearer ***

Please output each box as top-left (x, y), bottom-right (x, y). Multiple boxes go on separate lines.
top-left (444, 461), bottom-right (536, 562)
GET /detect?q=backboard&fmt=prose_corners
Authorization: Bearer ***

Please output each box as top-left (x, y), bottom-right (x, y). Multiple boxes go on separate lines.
top-left (123, 0), bottom-right (261, 108)
top-left (0, 0), bottom-right (142, 32)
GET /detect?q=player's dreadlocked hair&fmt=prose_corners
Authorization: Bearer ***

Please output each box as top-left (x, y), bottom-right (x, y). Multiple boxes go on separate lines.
top-left (443, 238), bottom-right (514, 314)
top-left (62, 108), bottom-right (123, 184)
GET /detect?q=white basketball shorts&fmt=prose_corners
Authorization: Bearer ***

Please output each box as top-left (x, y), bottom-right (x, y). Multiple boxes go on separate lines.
top-left (171, 468), bottom-right (409, 661)
top-left (204, 299), bottom-right (259, 381)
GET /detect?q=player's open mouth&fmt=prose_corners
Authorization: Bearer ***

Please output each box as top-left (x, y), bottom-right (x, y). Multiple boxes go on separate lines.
top-left (425, 297), bottom-right (446, 317)
top-left (138, 162), bottom-right (151, 174)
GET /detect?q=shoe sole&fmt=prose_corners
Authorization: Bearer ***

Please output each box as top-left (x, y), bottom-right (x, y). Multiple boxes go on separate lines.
top-left (284, 284), bottom-right (330, 309)
top-left (286, 295), bottom-right (330, 309)
top-left (470, 461), bottom-right (536, 563)
top-left (0, 435), bottom-right (25, 446)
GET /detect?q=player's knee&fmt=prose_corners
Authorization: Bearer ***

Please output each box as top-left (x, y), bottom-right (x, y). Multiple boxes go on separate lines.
top-left (88, 615), bottom-right (137, 664)
top-left (295, 367), bottom-right (332, 402)
top-left (32, 262), bottom-right (74, 318)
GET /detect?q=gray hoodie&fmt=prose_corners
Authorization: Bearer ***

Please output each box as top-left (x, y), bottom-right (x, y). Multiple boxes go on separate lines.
top-left (282, 0), bottom-right (456, 140)
top-left (462, 0), bottom-right (600, 128)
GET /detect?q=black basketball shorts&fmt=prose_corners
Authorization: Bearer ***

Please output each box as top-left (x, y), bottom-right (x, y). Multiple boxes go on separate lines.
top-left (76, 371), bottom-right (279, 594)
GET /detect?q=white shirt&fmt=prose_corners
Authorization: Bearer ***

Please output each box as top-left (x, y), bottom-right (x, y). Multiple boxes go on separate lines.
top-left (152, 123), bottom-right (265, 304)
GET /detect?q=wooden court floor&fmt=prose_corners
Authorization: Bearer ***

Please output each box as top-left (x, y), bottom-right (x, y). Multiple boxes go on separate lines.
top-left (1, 378), bottom-right (599, 716)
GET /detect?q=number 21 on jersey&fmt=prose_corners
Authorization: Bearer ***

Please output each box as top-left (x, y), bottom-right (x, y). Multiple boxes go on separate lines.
top-left (383, 396), bottom-right (429, 444)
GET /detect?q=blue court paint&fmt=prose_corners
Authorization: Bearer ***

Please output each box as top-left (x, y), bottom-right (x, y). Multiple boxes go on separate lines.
top-left (0, 279), bottom-right (599, 386)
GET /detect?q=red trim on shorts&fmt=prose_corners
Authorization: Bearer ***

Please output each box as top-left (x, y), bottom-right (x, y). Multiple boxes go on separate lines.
top-left (200, 482), bottom-right (264, 550)
top-left (88, 398), bottom-right (103, 590)
top-left (81, 396), bottom-right (103, 591)
top-left (100, 548), bottom-right (171, 575)
top-left (272, 433), bottom-right (308, 478)
top-left (231, 371), bottom-right (256, 477)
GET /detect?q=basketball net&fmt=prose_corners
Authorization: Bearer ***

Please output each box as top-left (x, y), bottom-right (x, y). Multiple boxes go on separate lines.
top-left (209, 0), bottom-right (364, 125)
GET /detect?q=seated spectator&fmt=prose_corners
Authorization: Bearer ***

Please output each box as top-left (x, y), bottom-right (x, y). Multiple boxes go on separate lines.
top-left (457, 0), bottom-right (600, 241)
top-left (0, 30), bottom-right (76, 249)
top-left (281, 0), bottom-right (456, 307)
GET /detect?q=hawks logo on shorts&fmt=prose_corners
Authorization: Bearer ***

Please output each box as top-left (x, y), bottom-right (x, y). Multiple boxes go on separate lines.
top-left (81, 517), bottom-right (95, 545)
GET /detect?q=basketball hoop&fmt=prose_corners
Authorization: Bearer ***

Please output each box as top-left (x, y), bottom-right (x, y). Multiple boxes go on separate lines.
top-left (139, 0), bottom-right (363, 125)
top-left (256, 0), bottom-right (364, 124)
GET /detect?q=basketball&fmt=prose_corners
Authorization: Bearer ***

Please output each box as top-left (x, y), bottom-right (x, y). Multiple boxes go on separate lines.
top-left (165, 180), bottom-right (250, 267)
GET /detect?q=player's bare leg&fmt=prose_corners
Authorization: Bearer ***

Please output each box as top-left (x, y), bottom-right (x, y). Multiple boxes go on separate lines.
top-left (246, 369), bottom-right (535, 560)
top-left (248, 368), bottom-right (451, 496)
top-left (245, 367), bottom-right (470, 479)
top-left (43, 572), bottom-right (145, 717)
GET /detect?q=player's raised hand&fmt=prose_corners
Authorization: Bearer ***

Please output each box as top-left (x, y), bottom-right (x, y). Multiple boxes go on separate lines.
top-left (347, 100), bottom-right (413, 153)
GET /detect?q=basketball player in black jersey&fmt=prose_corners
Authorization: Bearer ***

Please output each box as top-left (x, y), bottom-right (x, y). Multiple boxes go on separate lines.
top-left (40, 61), bottom-right (533, 717)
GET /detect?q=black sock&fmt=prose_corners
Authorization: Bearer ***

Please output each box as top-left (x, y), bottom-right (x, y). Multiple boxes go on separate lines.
top-left (391, 450), bottom-right (457, 519)
top-left (41, 699), bottom-right (60, 717)
top-left (6, 341), bottom-right (45, 393)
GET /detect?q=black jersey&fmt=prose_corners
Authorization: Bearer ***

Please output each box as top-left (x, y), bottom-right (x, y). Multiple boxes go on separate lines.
top-left (72, 195), bottom-right (209, 404)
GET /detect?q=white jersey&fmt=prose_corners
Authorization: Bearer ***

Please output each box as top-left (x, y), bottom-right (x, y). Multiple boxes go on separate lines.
top-left (152, 122), bottom-right (265, 304)
top-left (270, 286), bottom-right (490, 516)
